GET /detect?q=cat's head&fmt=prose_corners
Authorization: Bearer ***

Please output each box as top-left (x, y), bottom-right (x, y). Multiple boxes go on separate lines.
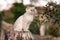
top-left (26, 7), bottom-right (38, 16)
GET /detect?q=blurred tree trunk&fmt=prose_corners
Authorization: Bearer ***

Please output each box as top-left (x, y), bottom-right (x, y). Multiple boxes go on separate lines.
top-left (0, 21), bottom-right (13, 40)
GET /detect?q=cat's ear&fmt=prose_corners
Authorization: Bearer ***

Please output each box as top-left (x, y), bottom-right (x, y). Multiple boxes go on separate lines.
top-left (26, 7), bottom-right (30, 11)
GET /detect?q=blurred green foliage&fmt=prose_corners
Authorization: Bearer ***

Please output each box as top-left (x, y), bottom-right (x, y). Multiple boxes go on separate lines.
top-left (0, 13), bottom-right (2, 33)
top-left (11, 3), bottom-right (26, 22)
top-left (29, 17), bottom-right (40, 34)
top-left (0, 11), bottom-right (3, 34)
top-left (45, 2), bottom-right (60, 37)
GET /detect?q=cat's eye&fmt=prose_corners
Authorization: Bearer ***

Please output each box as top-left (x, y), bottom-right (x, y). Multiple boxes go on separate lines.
top-left (31, 9), bottom-right (35, 12)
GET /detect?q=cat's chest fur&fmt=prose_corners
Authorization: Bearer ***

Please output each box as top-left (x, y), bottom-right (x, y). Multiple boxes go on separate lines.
top-left (24, 14), bottom-right (34, 22)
